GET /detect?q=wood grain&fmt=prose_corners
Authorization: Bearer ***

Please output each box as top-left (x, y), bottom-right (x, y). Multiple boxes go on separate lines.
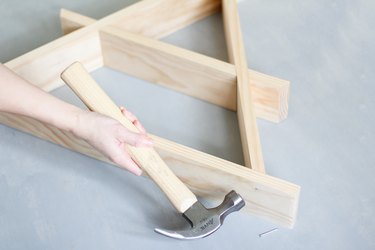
top-left (61, 0), bottom-right (221, 39)
top-left (100, 26), bottom-right (289, 122)
top-left (222, 0), bottom-right (265, 172)
top-left (110, 0), bottom-right (221, 39)
top-left (60, 8), bottom-right (97, 35)
top-left (5, 0), bottom-right (219, 92)
top-left (0, 110), bottom-right (299, 228)
top-left (61, 62), bottom-right (197, 213)
top-left (4, 30), bottom-right (103, 92)
top-left (59, 8), bottom-right (290, 123)
top-left (154, 135), bottom-right (299, 227)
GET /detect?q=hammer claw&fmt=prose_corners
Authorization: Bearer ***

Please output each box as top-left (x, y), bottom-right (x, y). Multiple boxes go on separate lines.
top-left (154, 221), bottom-right (221, 240)
top-left (154, 191), bottom-right (245, 240)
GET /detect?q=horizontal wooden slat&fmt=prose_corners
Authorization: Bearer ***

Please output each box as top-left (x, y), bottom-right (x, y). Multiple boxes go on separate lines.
top-left (0, 111), bottom-right (299, 228)
top-left (60, 8), bottom-right (290, 122)
top-left (4, 30), bottom-right (103, 92)
top-left (100, 26), bottom-right (289, 122)
top-left (5, 0), bottom-right (220, 92)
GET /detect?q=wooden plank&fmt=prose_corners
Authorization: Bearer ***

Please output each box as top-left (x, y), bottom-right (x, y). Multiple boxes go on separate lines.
top-left (109, 0), bottom-right (221, 39)
top-left (4, 30), bottom-right (103, 92)
top-left (155, 135), bottom-right (299, 228)
top-left (60, 9), bottom-right (290, 123)
top-left (4, 0), bottom-right (220, 92)
top-left (0, 111), bottom-right (299, 228)
top-left (222, 0), bottom-right (265, 172)
top-left (61, 0), bottom-right (220, 38)
top-left (100, 26), bottom-right (289, 122)
top-left (60, 8), bottom-right (97, 35)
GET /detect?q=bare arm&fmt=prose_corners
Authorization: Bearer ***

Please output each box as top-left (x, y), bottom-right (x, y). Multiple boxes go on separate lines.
top-left (0, 64), bottom-right (81, 132)
top-left (0, 64), bottom-right (152, 175)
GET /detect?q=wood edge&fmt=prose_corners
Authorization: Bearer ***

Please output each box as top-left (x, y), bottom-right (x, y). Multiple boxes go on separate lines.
top-left (248, 71), bottom-right (290, 123)
top-left (60, 8), bottom-right (96, 35)
top-left (58, 8), bottom-right (291, 93)
top-left (222, 0), bottom-right (265, 172)
top-left (59, 0), bottom-right (221, 39)
top-left (57, 8), bottom-right (290, 123)
top-left (152, 134), bottom-right (300, 227)
top-left (4, 25), bottom-right (103, 92)
top-left (279, 79), bottom-right (290, 122)
top-left (100, 25), bottom-right (289, 123)
top-left (0, 111), bottom-right (300, 227)
top-left (151, 1), bottom-right (221, 39)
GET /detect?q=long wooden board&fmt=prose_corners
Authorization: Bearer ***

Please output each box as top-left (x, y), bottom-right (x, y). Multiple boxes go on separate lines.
top-left (222, 0), bottom-right (265, 172)
top-left (100, 26), bottom-right (289, 122)
top-left (60, 8), bottom-right (290, 123)
top-left (0, 111), bottom-right (299, 227)
top-left (4, 30), bottom-right (103, 92)
top-left (4, 0), bottom-right (220, 92)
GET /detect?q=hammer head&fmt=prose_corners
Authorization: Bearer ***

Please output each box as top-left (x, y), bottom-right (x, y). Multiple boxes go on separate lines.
top-left (155, 190), bottom-right (245, 240)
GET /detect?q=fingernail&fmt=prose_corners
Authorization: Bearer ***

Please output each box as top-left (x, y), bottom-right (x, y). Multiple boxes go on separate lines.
top-left (135, 169), bottom-right (143, 176)
top-left (140, 124), bottom-right (147, 133)
top-left (144, 137), bottom-right (153, 147)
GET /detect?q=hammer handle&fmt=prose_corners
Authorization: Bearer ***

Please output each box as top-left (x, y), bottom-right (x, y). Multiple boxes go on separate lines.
top-left (61, 62), bottom-right (197, 213)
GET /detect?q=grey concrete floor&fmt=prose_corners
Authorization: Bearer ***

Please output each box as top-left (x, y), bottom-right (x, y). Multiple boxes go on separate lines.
top-left (1, 0), bottom-right (375, 249)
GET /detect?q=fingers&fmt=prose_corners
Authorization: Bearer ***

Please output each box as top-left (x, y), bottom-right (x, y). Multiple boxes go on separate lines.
top-left (105, 107), bottom-right (152, 176)
top-left (117, 126), bottom-right (153, 148)
top-left (109, 146), bottom-right (143, 176)
top-left (120, 106), bottom-right (147, 134)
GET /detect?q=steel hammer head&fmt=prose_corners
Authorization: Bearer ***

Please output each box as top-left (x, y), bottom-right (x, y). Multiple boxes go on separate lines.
top-left (155, 190), bottom-right (245, 240)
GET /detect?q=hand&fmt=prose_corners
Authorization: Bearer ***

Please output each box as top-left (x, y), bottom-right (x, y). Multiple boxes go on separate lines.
top-left (0, 64), bottom-right (151, 176)
top-left (73, 107), bottom-right (152, 176)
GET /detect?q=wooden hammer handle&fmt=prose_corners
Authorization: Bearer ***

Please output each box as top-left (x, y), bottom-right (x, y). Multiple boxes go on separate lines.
top-left (61, 62), bottom-right (197, 213)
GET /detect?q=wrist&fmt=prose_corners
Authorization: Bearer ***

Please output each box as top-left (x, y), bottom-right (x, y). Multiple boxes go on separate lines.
top-left (69, 109), bottom-right (90, 139)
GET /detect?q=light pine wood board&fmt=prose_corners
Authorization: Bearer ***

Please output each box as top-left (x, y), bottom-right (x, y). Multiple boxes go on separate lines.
top-left (59, 8), bottom-right (290, 123)
top-left (4, 30), bottom-right (103, 92)
top-left (222, 0), bottom-right (265, 172)
top-left (100, 26), bottom-right (290, 123)
top-left (0, 111), bottom-right (299, 228)
top-left (60, 0), bottom-right (248, 37)
top-left (4, 0), bottom-right (222, 92)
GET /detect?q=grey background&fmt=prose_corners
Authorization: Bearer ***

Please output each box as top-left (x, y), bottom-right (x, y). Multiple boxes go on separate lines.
top-left (1, 0), bottom-right (374, 249)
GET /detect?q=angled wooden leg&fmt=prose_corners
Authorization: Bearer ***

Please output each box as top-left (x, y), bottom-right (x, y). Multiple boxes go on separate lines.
top-left (222, 0), bottom-right (265, 172)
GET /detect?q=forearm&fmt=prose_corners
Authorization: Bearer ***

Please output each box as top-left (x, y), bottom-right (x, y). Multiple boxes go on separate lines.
top-left (0, 63), bottom-right (82, 133)
top-left (0, 63), bottom-right (151, 175)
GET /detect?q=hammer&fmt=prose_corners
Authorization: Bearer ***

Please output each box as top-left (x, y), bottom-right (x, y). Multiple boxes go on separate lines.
top-left (60, 62), bottom-right (245, 240)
